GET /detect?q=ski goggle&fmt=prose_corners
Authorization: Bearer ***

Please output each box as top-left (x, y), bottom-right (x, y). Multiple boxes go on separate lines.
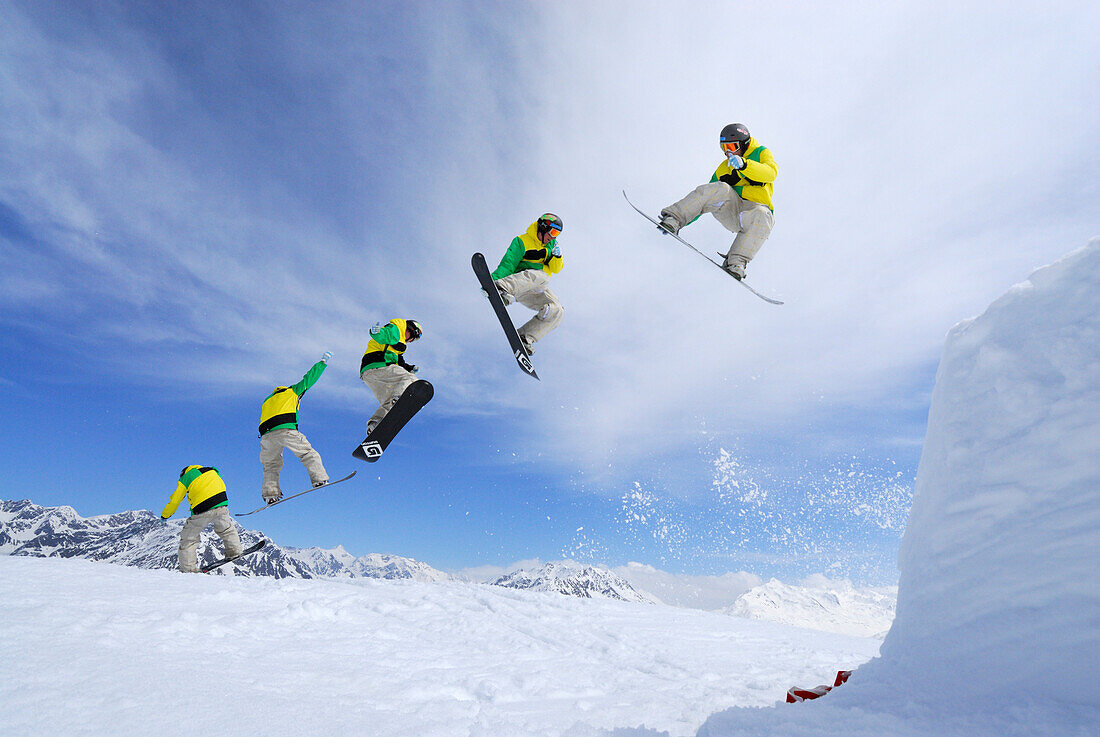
top-left (547, 225), bottom-right (562, 238)
top-left (721, 140), bottom-right (743, 154)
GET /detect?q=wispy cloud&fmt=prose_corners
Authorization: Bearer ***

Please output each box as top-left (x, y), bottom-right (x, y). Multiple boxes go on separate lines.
top-left (497, 1), bottom-right (1100, 465)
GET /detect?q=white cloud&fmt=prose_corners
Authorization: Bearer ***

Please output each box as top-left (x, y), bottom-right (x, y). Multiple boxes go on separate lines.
top-left (474, 1), bottom-right (1100, 465)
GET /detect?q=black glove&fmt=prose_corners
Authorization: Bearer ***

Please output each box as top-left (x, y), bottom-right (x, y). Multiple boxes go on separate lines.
top-left (719, 173), bottom-right (741, 187)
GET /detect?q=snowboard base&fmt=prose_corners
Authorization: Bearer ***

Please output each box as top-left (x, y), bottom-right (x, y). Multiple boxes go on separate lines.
top-left (353, 379), bottom-right (434, 462)
top-left (472, 252), bottom-right (539, 379)
top-left (235, 471), bottom-right (357, 517)
top-left (201, 539), bottom-right (267, 573)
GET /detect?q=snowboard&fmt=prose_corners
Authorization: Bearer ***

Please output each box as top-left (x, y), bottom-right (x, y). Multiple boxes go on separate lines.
top-left (352, 379), bottom-right (434, 462)
top-left (622, 190), bottom-right (784, 305)
top-left (471, 252), bottom-right (539, 380)
top-left (234, 471), bottom-right (358, 517)
top-left (201, 539), bottom-right (267, 573)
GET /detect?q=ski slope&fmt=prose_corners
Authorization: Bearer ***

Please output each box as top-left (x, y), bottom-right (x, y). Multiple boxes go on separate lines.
top-left (0, 555), bottom-right (877, 737)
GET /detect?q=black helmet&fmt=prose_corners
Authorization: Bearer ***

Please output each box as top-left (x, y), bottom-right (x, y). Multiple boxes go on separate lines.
top-left (536, 213), bottom-right (563, 239)
top-left (719, 123), bottom-right (751, 149)
top-left (406, 319), bottom-right (422, 341)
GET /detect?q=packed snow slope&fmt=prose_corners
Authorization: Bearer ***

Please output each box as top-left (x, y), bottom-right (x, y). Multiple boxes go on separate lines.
top-left (699, 242), bottom-right (1100, 736)
top-left (878, 240), bottom-right (1100, 707)
top-left (0, 555), bottom-right (878, 737)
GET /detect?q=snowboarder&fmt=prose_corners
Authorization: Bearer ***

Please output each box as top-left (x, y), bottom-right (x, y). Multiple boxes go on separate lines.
top-left (360, 319), bottom-right (422, 436)
top-left (658, 123), bottom-right (777, 280)
top-left (258, 353), bottom-right (332, 504)
top-left (162, 465), bottom-right (243, 573)
top-left (488, 214), bottom-right (564, 355)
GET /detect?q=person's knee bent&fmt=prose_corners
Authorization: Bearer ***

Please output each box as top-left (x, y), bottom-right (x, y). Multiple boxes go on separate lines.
top-left (697, 180), bottom-right (733, 198)
top-left (538, 301), bottom-right (563, 328)
top-left (740, 207), bottom-right (773, 237)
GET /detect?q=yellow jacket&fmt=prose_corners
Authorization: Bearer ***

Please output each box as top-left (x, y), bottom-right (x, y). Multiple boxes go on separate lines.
top-left (361, 318), bottom-right (413, 373)
top-left (162, 466), bottom-right (228, 518)
top-left (490, 221), bottom-right (564, 280)
top-left (711, 137), bottom-right (777, 211)
top-left (258, 360), bottom-right (327, 436)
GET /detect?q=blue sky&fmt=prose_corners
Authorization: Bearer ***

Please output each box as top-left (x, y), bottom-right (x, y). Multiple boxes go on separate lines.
top-left (2, 1), bottom-right (1098, 586)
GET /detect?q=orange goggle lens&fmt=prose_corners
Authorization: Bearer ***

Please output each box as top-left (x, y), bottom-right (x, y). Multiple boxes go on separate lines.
top-left (721, 141), bottom-right (741, 153)
top-left (548, 226), bottom-right (561, 237)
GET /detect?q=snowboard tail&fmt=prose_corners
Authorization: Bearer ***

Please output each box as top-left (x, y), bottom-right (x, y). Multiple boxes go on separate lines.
top-left (235, 471), bottom-right (357, 517)
top-left (201, 539), bottom-right (267, 573)
top-left (353, 379), bottom-right (434, 462)
top-left (471, 253), bottom-right (540, 380)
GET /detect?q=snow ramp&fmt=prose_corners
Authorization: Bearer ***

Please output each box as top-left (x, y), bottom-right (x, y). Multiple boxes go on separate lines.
top-left (698, 240), bottom-right (1100, 736)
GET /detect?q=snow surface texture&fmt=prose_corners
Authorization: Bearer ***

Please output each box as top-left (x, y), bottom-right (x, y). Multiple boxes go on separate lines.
top-left (0, 555), bottom-right (879, 737)
top-left (879, 240), bottom-right (1100, 705)
top-left (699, 243), bottom-right (1100, 735)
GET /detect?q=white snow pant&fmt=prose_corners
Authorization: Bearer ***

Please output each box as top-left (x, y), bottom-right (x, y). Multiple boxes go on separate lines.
top-left (178, 507), bottom-right (242, 573)
top-left (494, 269), bottom-right (564, 346)
top-left (662, 181), bottom-right (774, 268)
top-left (360, 364), bottom-right (417, 432)
top-left (260, 428), bottom-right (328, 502)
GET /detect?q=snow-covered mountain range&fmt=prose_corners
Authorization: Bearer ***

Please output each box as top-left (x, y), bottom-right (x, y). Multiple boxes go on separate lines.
top-left (490, 560), bottom-right (661, 604)
top-left (0, 498), bottom-right (450, 581)
top-left (1, 498), bottom-right (899, 624)
top-left (0, 500), bottom-right (653, 601)
top-left (725, 577), bottom-right (897, 638)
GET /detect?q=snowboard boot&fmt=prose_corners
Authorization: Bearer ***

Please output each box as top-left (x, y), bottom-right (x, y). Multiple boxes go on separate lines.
top-left (312, 478), bottom-right (329, 488)
top-left (725, 255), bottom-right (748, 281)
top-left (365, 420), bottom-right (378, 438)
top-left (520, 335), bottom-right (536, 356)
top-left (498, 286), bottom-right (515, 306)
top-left (657, 213), bottom-right (680, 235)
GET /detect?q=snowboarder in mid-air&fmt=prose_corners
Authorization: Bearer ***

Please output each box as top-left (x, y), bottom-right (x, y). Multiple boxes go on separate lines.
top-left (360, 318), bottom-right (422, 437)
top-left (488, 213), bottom-right (564, 356)
top-left (258, 353), bottom-right (332, 504)
top-left (162, 465), bottom-right (243, 573)
top-left (658, 123), bottom-right (777, 280)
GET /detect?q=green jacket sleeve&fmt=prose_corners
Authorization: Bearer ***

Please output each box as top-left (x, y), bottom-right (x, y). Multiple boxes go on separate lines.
top-left (491, 237), bottom-right (525, 280)
top-left (290, 360), bottom-right (327, 397)
top-left (373, 323), bottom-right (402, 346)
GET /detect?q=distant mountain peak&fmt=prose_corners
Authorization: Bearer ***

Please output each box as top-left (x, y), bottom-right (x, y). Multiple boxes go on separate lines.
top-left (492, 560), bottom-right (659, 604)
